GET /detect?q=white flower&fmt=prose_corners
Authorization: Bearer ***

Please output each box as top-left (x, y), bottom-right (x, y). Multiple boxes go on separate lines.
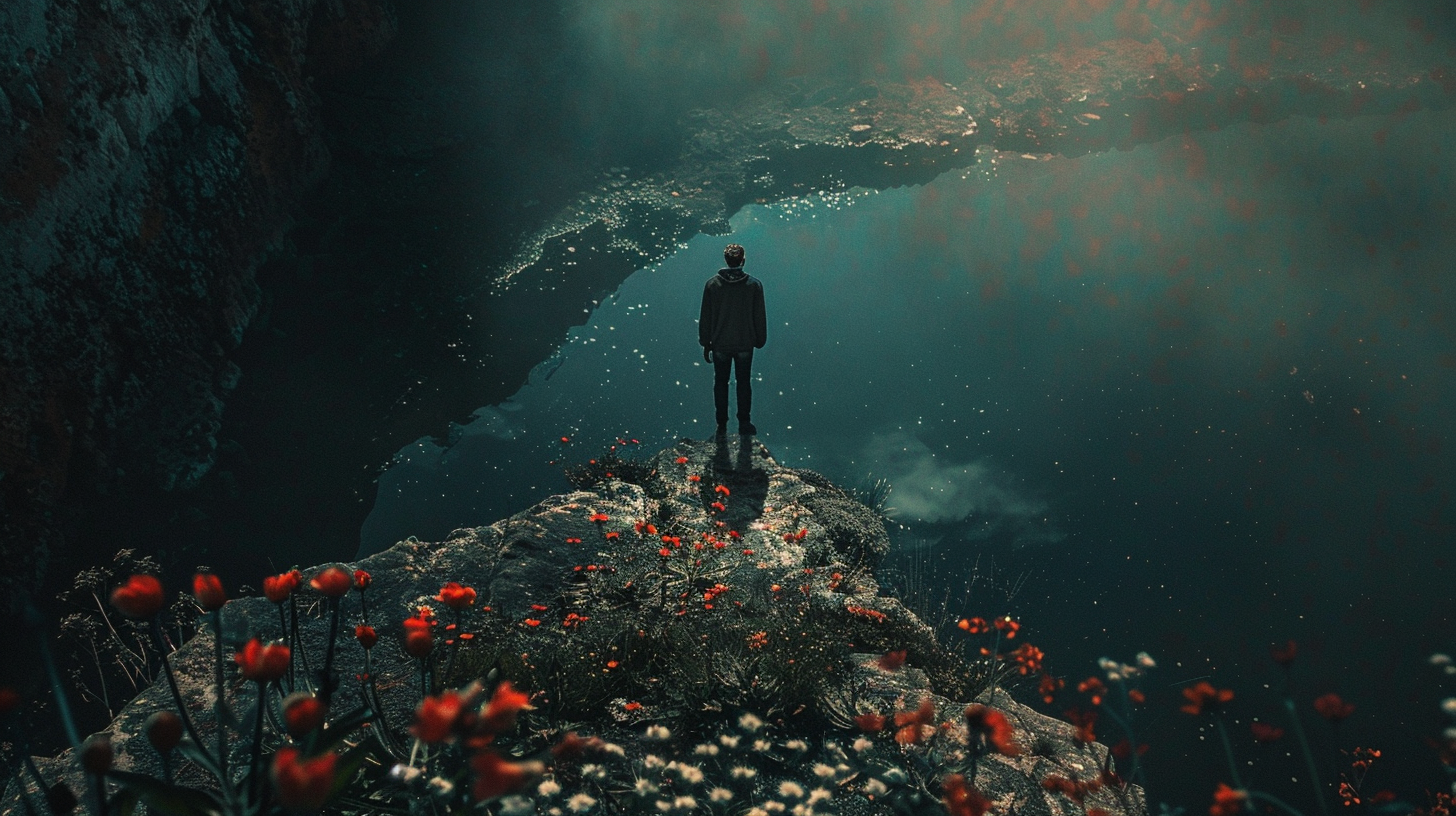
top-left (566, 793), bottom-right (597, 813)
top-left (634, 778), bottom-right (659, 796)
top-left (581, 764), bottom-right (607, 782)
top-left (765, 803), bottom-right (787, 814)
top-left (693, 743), bottom-right (720, 756)
top-left (388, 764), bottom-right (422, 785)
top-left (644, 725), bottom-right (672, 741)
top-left (1430, 653), bottom-right (1453, 666)
top-left (791, 805), bottom-right (814, 816)
top-left (643, 755), bottom-right (667, 770)
top-left (739, 713), bottom-right (765, 732)
top-left (1136, 651), bottom-right (1157, 669)
top-left (669, 762), bottom-right (704, 785)
top-left (1097, 657), bottom-right (1118, 672)
top-left (731, 766), bottom-right (758, 780)
top-left (719, 734), bottom-right (741, 748)
top-left (753, 739), bottom-right (774, 752)
top-left (655, 801), bottom-right (672, 813)
top-left (784, 739), bottom-right (809, 752)
top-left (880, 767), bottom-right (908, 785)
top-left (673, 795), bottom-right (698, 811)
top-left (863, 778), bottom-right (888, 796)
top-left (808, 788), bottom-right (832, 804)
top-left (538, 780), bottom-right (562, 797)
top-left (746, 809), bottom-right (770, 816)
top-left (836, 763), bottom-right (853, 776)
top-left (709, 787), bottom-right (734, 803)
top-left (427, 777), bottom-right (454, 797)
top-left (601, 742), bottom-right (626, 757)
top-left (1442, 697), bottom-right (1456, 717)
top-left (778, 781), bottom-right (806, 799)
top-left (811, 763), bottom-right (836, 779)
top-left (498, 796), bottom-right (535, 816)
top-left (852, 737), bottom-right (873, 753)
top-left (1447, 665), bottom-right (1456, 676)
top-left (1444, 726), bottom-right (1456, 741)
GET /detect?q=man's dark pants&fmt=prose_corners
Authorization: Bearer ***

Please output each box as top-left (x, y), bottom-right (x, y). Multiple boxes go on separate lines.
top-left (712, 349), bottom-right (753, 427)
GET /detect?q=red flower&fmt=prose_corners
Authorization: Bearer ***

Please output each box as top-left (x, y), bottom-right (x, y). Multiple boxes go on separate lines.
top-left (1064, 708), bottom-right (1098, 745)
top-left (413, 688), bottom-right (475, 743)
top-left (470, 750), bottom-right (538, 801)
top-left (355, 625), bottom-right (378, 650)
top-left (894, 698), bottom-right (937, 745)
top-left (964, 704), bottom-right (1021, 756)
top-left (1038, 673), bottom-right (1065, 704)
top-left (192, 573), bottom-right (226, 612)
top-left (309, 567), bottom-right (351, 599)
top-left (714, 484), bottom-right (731, 496)
top-left (658, 547), bottom-right (672, 557)
top-left (145, 711), bottom-right (183, 753)
top-left (235, 639), bottom-right (291, 682)
top-left (1128, 688), bottom-right (1146, 704)
top-left (436, 582), bottom-right (477, 610)
top-left (1210, 783), bottom-right (1247, 816)
top-left (1270, 639), bottom-right (1297, 667)
top-left (589, 512), bottom-right (609, 523)
top-left (687, 474), bottom-right (701, 482)
top-left (1250, 722), bottom-right (1284, 743)
top-left (353, 570), bottom-right (371, 591)
top-left (877, 650), bottom-right (907, 671)
top-left (604, 531), bottom-right (620, 540)
top-left (993, 616), bottom-right (1021, 638)
top-left (958, 617), bottom-right (990, 633)
top-left (283, 693), bottom-right (327, 738)
top-left (1078, 676), bottom-right (1107, 705)
top-left (1313, 693), bottom-right (1355, 723)
top-left (711, 501), bottom-right (727, 512)
top-left (1011, 643), bottom-right (1044, 675)
top-left (1044, 774), bottom-right (1103, 803)
top-left (1180, 681), bottom-right (1234, 716)
top-left (854, 712), bottom-right (887, 732)
top-left (942, 773), bottom-right (991, 816)
top-left (0, 687), bottom-right (18, 715)
top-left (675, 456), bottom-right (689, 464)
top-left (263, 571), bottom-right (301, 603)
top-left (271, 747), bottom-right (337, 811)
top-left (110, 574), bottom-right (165, 620)
top-left (481, 681), bottom-right (532, 732)
top-left (403, 616), bottom-right (433, 658)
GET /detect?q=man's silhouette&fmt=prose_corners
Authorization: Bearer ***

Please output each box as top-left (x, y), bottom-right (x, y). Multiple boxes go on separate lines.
top-left (699, 243), bottom-right (766, 435)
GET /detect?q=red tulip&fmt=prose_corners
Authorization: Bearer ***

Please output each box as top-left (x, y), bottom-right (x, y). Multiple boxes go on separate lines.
top-left (854, 712), bottom-right (886, 732)
top-left (964, 704), bottom-right (1020, 756)
top-left (354, 625), bottom-right (378, 650)
top-left (942, 773), bottom-right (991, 816)
top-left (1250, 722), bottom-right (1284, 743)
top-left (309, 567), bottom-right (351, 599)
top-left (81, 735), bottom-right (113, 775)
top-left (235, 639), bottom-right (291, 682)
top-left (1313, 693), bottom-right (1355, 723)
top-left (263, 571), bottom-right (301, 603)
top-left (145, 711), bottom-right (183, 753)
top-left (283, 693), bottom-right (327, 738)
top-left (1210, 783), bottom-right (1248, 816)
top-left (1180, 681), bottom-right (1234, 716)
top-left (403, 616), bottom-right (433, 658)
top-left (192, 573), bottom-right (226, 612)
top-left (271, 747), bottom-right (337, 811)
top-left (412, 688), bottom-right (473, 743)
top-left (353, 570), bottom-right (371, 591)
top-left (436, 582), bottom-right (476, 610)
top-left (110, 575), bottom-right (165, 619)
top-left (480, 681), bottom-right (532, 732)
top-left (470, 750), bottom-right (537, 801)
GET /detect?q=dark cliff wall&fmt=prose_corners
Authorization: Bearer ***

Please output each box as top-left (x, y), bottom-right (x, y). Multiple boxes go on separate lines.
top-left (0, 0), bottom-right (394, 605)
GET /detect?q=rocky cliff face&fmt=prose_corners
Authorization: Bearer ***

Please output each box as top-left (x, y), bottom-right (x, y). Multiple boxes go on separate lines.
top-left (6, 440), bottom-right (1144, 815)
top-left (0, 0), bottom-right (394, 604)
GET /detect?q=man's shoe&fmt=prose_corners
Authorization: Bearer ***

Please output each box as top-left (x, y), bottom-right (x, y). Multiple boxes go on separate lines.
top-left (738, 422), bottom-right (757, 435)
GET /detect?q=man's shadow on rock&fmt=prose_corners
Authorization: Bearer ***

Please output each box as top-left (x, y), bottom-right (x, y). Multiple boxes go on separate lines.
top-left (708, 434), bottom-right (770, 523)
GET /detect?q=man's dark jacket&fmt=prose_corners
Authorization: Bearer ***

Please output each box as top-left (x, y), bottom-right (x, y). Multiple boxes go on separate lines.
top-left (699, 267), bottom-right (766, 353)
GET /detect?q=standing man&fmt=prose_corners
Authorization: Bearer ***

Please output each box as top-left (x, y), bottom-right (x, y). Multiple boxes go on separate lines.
top-left (699, 243), bottom-right (766, 436)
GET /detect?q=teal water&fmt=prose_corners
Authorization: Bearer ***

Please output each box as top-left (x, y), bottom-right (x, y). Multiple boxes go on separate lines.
top-left (364, 108), bottom-right (1456, 803)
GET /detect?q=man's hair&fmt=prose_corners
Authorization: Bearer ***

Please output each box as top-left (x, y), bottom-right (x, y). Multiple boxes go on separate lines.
top-left (724, 244), bottom-right (745, 267)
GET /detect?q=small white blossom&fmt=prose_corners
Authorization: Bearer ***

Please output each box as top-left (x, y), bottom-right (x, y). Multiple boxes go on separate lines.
top-left (784, 739), bottom-right (809, 752)
top-left (673, 795), bottom-right (698, 811)
top-left (693, 743), bottom-right (720, 756)
top-left (753, 739), bottom-right (773, 752)
top-left (566, 793), bottom-right (597, 813)
top-left (1442, 697), bottom-right (1456, 717)
top-left (1430, 653), bottom-right (1453, 666)
top-left (427, 777), bottom-right (454, 797)
top-left (669, 762), bottom-right (704, 784)
top-left (746, 809), bottom-right (770, 816)
top-left (643, 754), bottom-right (667, 770)
top-left (1444, 726), bottom-right (1456, 741)
top-left (808, 788), bottom-right (832, 804)
top-left (791, 805), bottom-right (814, 816)
top-left (655, 801), bottom-right (672, 813)
top-left (1136, 651), bottom-right (1157, 669)
top-left (548, 809), bottom-right (563, 816)
top-left (634, 778), bottom-right (659, 796)
top-left (582, 764), bottom-right (607, 782)
top-left (1097, 657), bottom-right (1118, 672)
top-left (1447, 665), bottom-right (1456, 676)
top-left (739, 713), bottom-right (764, 732)
top-left (709, 787), bottom-right (734, 803)
top-left (765, 802), bottom-right (787, 814)
top-left (852, 737), bottom-right (873, 753)
top-left (731, 766), bottom-right (758, 780)
top-left (498, 796), bottom-right (535, 816)
top-left (835, 763), bottom-right (852, 776)
top-left (538, 779), bottom-right (562, 797)
top-left (880, 767), bottom-right (908, 785)
top-left (811, 763), bottom-right (836, 779)
top-left (719, 734), bottom-right (741, 748)
top-left (644, 725), bottom-right (672, 741)
top-left (388, 764), bottom-right (423, 785)
top-left (778, 781), bottom-right (806, 799)
top-left (863, 778), bottom-right (888, 796)
top-left (601, 742), bottom-right (627, 757)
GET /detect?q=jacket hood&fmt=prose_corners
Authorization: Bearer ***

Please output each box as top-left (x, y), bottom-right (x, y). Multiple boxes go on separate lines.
top-left (717, 266), bottom-right (748, 283)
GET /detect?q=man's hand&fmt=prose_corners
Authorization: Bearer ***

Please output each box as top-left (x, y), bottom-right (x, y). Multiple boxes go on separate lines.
top-left (703, 346), bottom-right (713, 364)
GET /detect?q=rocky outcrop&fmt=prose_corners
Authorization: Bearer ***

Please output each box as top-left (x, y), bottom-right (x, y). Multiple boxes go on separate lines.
top-left (0, 0), bottom-right (395, 605)
top-left (6, 440), bottom-right (1143, 815)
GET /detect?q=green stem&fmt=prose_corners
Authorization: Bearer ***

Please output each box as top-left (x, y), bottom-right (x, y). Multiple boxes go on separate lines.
top-left (1213, 717), bottom-right (1254, 813)
top-left (321, 598), bottom-right (340, 705)
top-left (211, 610), bottom-right (228, 787)
top-left (148, 624), bottom-right (213, 764)
top-left (1285, 698), bottom-right (1329, 816)
top-left (21, 755), bottom-right (52, 816)
top-left (276, 603), bottom-right (291, 694)
top-left (1100, 702), bottom-right (1145, 784)
top-left (249, 681), bottom-right (266, 808)
top-left (90, 771), bottom-right (109, 816)
top-left (28, 606), bottom-right (82, 749)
